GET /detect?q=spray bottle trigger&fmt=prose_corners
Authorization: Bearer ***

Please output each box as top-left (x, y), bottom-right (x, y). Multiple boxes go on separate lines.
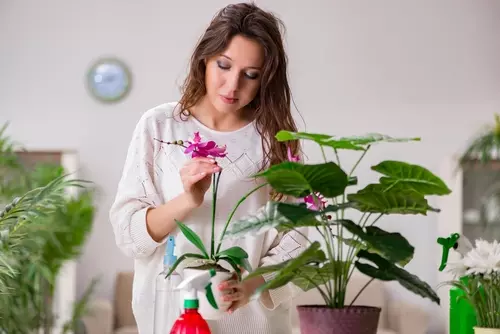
top-left (437, 233), bottom-right (460, 271)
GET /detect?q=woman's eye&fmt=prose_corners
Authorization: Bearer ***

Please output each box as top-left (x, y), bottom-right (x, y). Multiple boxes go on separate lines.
top-left (217, 60), bottom-right (230, 70)
top-left (245, 72), bottom-right (259, 80)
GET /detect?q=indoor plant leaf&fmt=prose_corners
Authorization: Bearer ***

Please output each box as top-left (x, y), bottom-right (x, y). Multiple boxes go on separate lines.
top-left (275, 131), bottom-right (420, 151)
top-left (254, 161), bottom-right (348, 197)
top-left (216, 246), bottom-right (253, 273)
top-left (347, 185), bottom-right (437, 214)
top-left (246, 241), bottom-right (326, 281)
top-left (338, 133), bottom-right (420, 146)
top-left (371, 160), bottom-right (452, 195)
top-left (355, 250), bottom-right (440, 304)
top-left (276, 202), bottom-right (352, 223)
top-left (175, 220), bottom-right (209, 258)
top-left (291, 262), bottom-right (336, 291)
top-left (165, 252), bottom-right (207, 278)
top-left (275, 130), bottom-right (366, 151)
top-left (340, 220), bottom-right (414, 266)
top-left (223, 201), bottom-right (290, 239)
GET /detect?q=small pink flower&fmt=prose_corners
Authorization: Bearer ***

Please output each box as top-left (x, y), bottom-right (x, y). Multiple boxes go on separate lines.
top-left (303, 193), bottom-right (327, 211)
top-left (184, 132), bottom-right (227, 158)
top-left (287, 146), bottom-right (300, 162)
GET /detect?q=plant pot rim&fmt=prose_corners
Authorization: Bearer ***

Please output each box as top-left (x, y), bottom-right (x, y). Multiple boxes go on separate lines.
top-left (297, 305), bottom-right (382, 311)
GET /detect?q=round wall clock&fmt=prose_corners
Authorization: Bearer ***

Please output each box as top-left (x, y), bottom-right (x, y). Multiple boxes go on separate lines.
top-left (86, 57), bottom-right (132, 103)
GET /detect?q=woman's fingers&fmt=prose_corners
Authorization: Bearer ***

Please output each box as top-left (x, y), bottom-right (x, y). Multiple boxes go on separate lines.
top-left (181, 159), bottom-right (221, 178)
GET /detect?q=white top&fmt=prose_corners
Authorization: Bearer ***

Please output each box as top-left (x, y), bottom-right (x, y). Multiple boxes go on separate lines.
top-left (109, 102), bottom-right (307, 334)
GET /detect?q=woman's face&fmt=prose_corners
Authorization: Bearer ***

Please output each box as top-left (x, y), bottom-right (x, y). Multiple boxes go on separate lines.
top-left (205, 34), bottom-right (264, 115)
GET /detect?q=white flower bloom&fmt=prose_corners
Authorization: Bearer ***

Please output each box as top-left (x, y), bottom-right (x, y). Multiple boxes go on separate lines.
top-left (446, 239), bottom-right (500, 279)
top-left (462, 239), bottom-right (500, 277)
top-left (446, 260), bottom-right (468, 278)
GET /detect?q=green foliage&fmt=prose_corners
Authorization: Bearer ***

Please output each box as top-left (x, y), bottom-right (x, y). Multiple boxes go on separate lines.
top-left (0, 122), bottom-right (97, 333)
top-left (224, 130), bottom-right (451, 308)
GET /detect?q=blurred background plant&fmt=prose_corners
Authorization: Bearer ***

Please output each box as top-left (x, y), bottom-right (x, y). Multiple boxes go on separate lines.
top-left (0, 122), bottom-right (98, 333)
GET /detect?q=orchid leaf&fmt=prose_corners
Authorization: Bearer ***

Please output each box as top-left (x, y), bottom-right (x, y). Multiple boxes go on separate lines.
top-left (165, 253), bottom-right (207, 278)
top-left (216, 246), bottom-right (248, 260)
top-left (175, 220), bottom-right (209, 258)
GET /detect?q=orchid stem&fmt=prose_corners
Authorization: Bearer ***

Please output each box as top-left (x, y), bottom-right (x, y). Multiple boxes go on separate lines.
top-left (211, 172), bottom-right (221, 258)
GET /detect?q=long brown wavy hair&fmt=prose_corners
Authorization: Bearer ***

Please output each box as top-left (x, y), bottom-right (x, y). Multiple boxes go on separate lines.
top-left (177, 2), bottom-right (300, 171)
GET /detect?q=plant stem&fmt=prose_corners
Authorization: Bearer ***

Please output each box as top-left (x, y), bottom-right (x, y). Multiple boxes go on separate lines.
top-left (349, 277), bottom-right (374, 306)
top-left (215, 182), bottom-right (268, 254)
top-left (349, 145), bottom-right (370, 177)
top-left (210, 172), bottom-right (221, 258)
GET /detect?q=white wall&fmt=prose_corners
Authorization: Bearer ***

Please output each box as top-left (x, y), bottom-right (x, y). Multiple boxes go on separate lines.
top-left (2, 1), bottom-right (500, 333)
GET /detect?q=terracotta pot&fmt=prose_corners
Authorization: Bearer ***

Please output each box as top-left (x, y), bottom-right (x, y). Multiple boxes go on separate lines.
top-left (474, 328), bottom-right (500, 334)
top-left (181, 268), bottom-right (232, 320)
top-left (297, 305), bottom-right (381, 334)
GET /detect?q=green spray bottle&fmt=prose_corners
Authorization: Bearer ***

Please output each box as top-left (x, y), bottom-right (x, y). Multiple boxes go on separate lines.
top-left (437, 233), bottom-right (476, 334)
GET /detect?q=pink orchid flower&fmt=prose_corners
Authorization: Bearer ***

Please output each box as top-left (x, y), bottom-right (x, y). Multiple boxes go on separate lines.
top-left (286, 145), bottom-right (326, 211)
top-left (287, 146), bottom-right (300, 162)
top-left (184, 132), bottom-right (227, 158)
top-left (303, 193), bottom-right (328, 211)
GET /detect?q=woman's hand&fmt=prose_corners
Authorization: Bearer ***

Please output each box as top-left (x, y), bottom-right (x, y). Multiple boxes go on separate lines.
top-left (218, 272), bottom-right (266, 314)
top-left (180, 157), bottom-right (221, 207)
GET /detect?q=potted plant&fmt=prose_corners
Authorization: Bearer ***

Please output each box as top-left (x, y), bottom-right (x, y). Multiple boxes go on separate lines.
top-left (221, 130), bottom-right (451, 334)
top-left (441, 238), bottom-right (500, 333)
top-left (0, 122), bottom-right (97, 333)
top-left (159, 132), bottom-right (260, 319)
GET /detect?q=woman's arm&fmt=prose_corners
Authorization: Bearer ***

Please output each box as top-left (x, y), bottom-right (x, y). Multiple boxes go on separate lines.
top-left (109, 109), bottom-right (195, 258)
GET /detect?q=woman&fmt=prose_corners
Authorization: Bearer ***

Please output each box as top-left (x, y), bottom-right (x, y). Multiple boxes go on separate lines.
top-left (110, 3), bottom-right (307, 333)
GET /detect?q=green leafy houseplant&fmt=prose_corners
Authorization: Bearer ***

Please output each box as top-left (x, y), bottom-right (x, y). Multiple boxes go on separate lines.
top-left (0, 123), bottom-right (97, 333)
top-left (157, 132), bottom-right (262, 280)
top-left (221, 130), bottom-right (451, 331)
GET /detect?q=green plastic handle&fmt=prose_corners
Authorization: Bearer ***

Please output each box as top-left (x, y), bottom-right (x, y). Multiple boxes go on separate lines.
top-left (437, 233), bottom-right (460, 271)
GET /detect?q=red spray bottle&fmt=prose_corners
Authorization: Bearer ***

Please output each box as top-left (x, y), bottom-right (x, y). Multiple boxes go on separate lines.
top-left (170, 268), bottom-right (219, 334)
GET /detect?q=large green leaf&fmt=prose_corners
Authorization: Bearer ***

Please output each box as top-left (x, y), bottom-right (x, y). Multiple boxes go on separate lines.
top-left (355, 250), bottom-right (440, 304)
top-left (340, 220), bottom-right (414, 266)
top-left (371, 160), bottom-right (451, 195)
top-left (291, 262), bottom-right (337, 291)
top-left (347, 185), bottom-right (437, 214)
top-left (338, 133), bottom-right (420, 146)
top-left (247, 242), bottom-right (326, 292)
top-left (275, 131), bottom-right (420, 151)
top-left (254, 161), bottom-right (348, 198)
top-left (176, 220), bottom-right (209, 258)
top-left (275, 131), bottom-right (365, 150)
top-left (223, 202), bottom-right (290, 240)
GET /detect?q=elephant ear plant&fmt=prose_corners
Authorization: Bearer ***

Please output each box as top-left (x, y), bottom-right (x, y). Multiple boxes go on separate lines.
top-left (222, 130), bottom-right (451, 332)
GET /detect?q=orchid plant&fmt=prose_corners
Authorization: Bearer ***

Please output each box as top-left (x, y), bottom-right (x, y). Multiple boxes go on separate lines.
top-left (220, 130), bottom-right (451, 309)
top-left (157, 132), bottom-right (261, 279)
top-left (442, 239), bottom-right (500, 328)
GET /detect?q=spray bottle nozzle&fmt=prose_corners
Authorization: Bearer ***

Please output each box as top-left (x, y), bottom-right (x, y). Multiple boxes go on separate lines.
top-left (437, 233), bottom-right (460, 271)
top-left (176, 268), bottom-right (219, 310)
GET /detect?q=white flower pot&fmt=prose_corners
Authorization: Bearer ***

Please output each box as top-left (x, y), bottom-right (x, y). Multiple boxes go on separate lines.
top-left (474, 327), bottom-right (500, 334)
top-left (181, 268), bottom-right (233, 320)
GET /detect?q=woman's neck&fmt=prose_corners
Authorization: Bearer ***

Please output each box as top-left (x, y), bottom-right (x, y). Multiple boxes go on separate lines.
top-left (189, 96), bottom-right (254, 132)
